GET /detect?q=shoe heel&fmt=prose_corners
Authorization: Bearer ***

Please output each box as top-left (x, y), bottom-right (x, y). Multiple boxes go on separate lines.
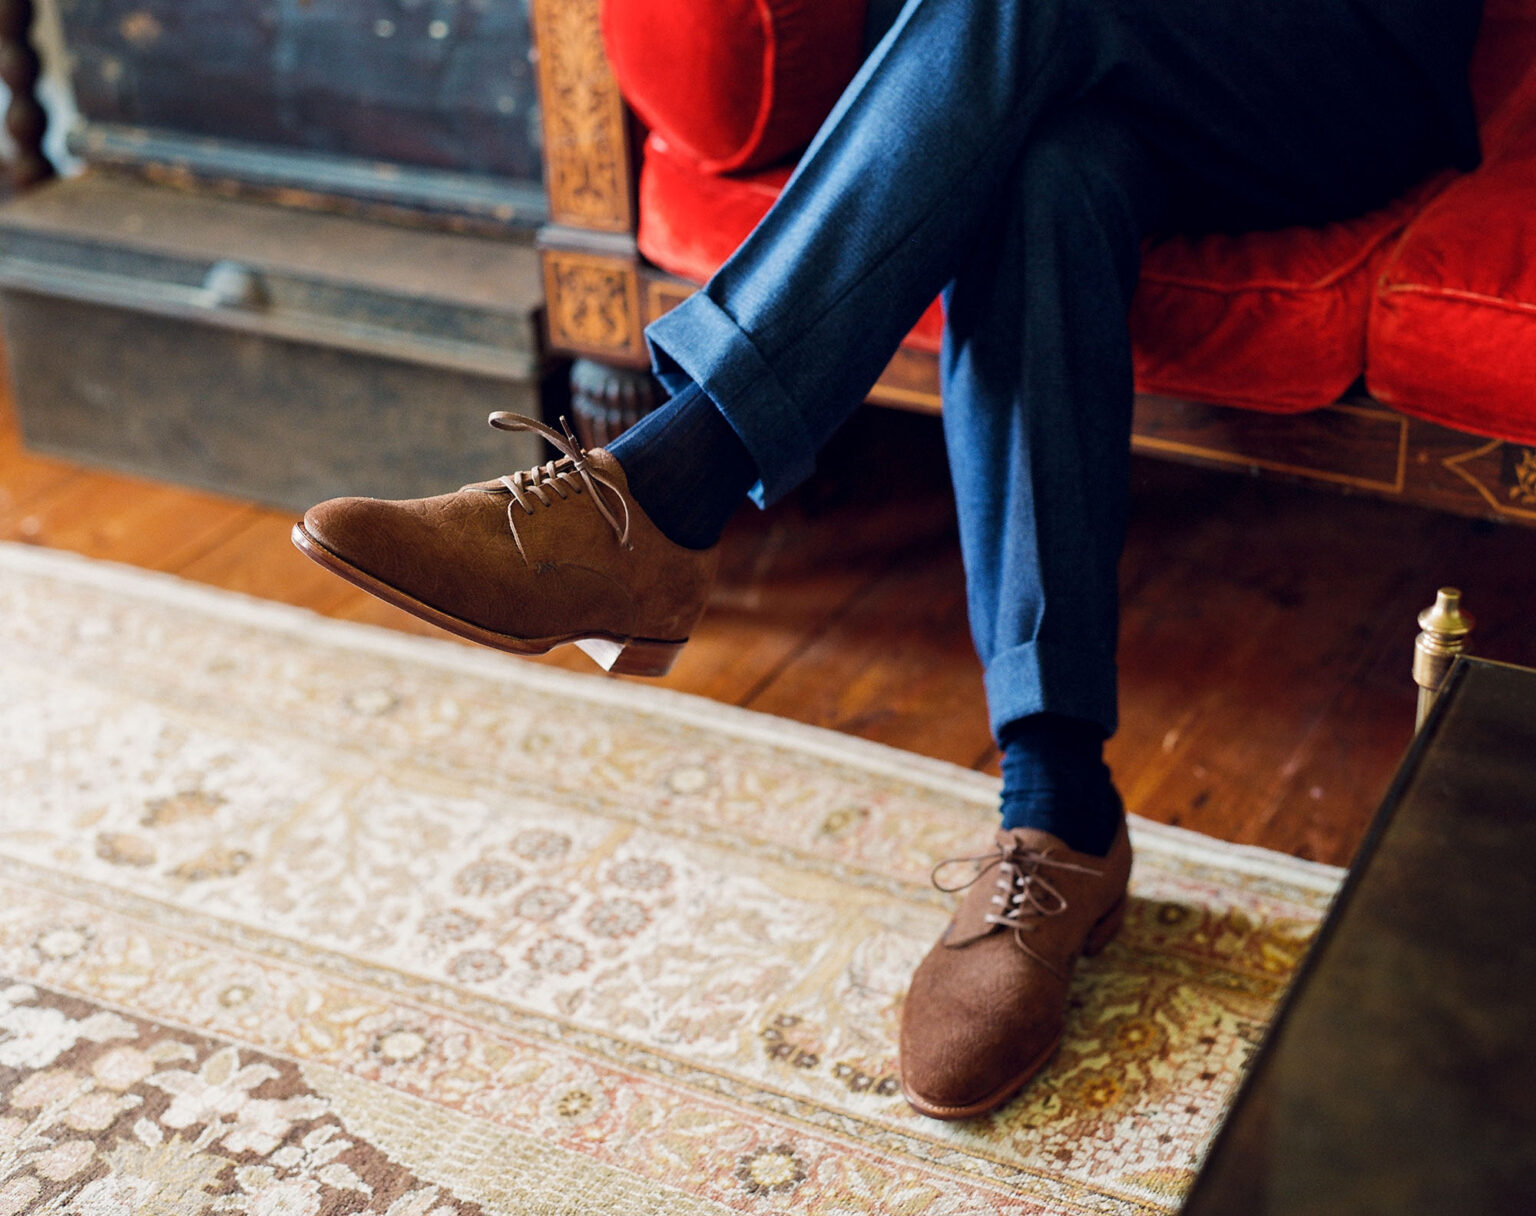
top-left (576, 636), bottom-right (686, 677)
top-left (1084, 895), bottom-right (1128, 956)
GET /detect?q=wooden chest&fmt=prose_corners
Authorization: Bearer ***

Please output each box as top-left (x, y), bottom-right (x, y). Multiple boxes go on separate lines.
top-left (0, 176), bottom-right (546, 510)
top-left (55, 0), bottom-right (545, 225)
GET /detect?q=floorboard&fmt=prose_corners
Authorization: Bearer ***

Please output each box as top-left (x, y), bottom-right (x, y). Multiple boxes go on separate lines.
top-left (175, 514), bottom-right (364, 611)
top-left (0, 467), bottom-right (256, 570)
top-left (744, 528), bottom-right (990, 767)
top-left (0, 456), bottom-right (73, 519)
top-left (1115, 476), bottom-right (1414, 850)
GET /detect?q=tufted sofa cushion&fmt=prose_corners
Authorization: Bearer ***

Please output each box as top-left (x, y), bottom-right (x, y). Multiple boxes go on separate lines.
top-left (1365, 0), bottom-right (1536, 443)
top-left (1129, 183), bottom-right (1446, 413)
top-left (603, 0), bottom-right (869, 174)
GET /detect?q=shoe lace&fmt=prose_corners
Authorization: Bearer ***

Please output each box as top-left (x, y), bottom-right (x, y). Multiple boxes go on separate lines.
top-left (484, 412), bottom-right (632, 554)
top-left (932, 840), bottom-right (1103, 978)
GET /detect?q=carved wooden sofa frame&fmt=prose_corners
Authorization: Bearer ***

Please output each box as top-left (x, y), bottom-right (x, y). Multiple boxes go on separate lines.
top-left (529, 0), bottom-right (1536, 526)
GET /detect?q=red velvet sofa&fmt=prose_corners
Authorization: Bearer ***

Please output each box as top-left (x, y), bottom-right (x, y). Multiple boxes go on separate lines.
top-left (530, 0), bottom-right (1536, 524)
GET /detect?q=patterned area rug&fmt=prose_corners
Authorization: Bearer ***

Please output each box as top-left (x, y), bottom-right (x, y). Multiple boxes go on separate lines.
top-left (0, 543), bottom-right (1343, 1215)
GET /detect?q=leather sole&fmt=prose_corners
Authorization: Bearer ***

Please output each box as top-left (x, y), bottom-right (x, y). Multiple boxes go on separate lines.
top-left (290, 521), bottom-right (686, 677)
top-left (900, 893), bottom-right (1129, 1121)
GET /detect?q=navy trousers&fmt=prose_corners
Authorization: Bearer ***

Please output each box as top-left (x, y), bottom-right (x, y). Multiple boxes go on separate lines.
top-left (645, 0), bottom-right (1474, 740)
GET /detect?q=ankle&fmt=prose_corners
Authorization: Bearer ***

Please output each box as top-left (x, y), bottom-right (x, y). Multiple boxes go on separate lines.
top-left (997, 714), bottom-right (1121, 856)
top-left (607, 383), bottom-right (758, 550)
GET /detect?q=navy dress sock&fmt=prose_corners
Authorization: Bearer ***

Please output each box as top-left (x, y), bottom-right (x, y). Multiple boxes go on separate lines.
top-left (998, 714), bottom-right (1122, 856)
top-left (607, 383), bottom-right (759, 550)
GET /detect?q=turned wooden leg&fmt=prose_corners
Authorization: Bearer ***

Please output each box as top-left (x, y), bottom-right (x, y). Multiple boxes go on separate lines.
top-left (0, 0), bottom-right (54, 190)
top-left (568, 357), bottom-right (660, 449)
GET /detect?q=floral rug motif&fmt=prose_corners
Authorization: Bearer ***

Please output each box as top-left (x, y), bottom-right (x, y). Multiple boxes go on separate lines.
top-left (0, 543), bottom-right (1342, 1214)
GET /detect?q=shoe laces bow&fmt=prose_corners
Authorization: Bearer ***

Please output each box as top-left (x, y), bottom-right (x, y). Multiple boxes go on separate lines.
top-left (485, 412), bottom-right (632, 553)
top-left (932, 839), bottom-right (1103, 977)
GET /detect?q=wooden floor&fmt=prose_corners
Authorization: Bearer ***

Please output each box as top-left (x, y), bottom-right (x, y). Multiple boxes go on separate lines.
top-left (4, 364), bottom-right (1532, 869)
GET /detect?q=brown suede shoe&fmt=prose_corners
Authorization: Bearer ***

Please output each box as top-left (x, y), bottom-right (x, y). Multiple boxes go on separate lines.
top-left (292, 412), bottom-right (717, 676)
top-left (899, 822), bottom-right (1132, 1120)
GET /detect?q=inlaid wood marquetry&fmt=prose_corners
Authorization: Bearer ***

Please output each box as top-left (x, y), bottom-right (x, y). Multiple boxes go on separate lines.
top-left (645, 278), bottom-right (692, 326)
top-left (1440, 439), bottom-right (1536, 523)
top-left (1507, 446), bottom-right (1536, 508)
top-left (1132, 398), bottom-right (1409, 495)
top-left (530, 0), bottom-right (635, 233)
top-left (543, 249), bottom-right (644, 361)
top-left (1128, 399), bottom-right (1536, 526)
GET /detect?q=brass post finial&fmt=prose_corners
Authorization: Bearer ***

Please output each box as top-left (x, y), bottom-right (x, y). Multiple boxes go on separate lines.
top-left (1413, 587), bottom-right (1473, 729)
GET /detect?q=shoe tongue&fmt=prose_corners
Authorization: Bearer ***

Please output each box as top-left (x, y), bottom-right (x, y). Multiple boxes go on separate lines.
top-left (584, 446), bottom-right (629, 488)
top-left (944, 827), bottom-right (1069, 948)
top-left (998, 826), bottom-right (1072, 856)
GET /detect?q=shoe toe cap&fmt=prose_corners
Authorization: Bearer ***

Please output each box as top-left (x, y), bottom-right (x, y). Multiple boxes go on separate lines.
top-left (898, 942), bottom-right (1064, 1118)
top-left (301, 495), bottom-right (455, 580)
top-left (301, 496), bottom-right (391, 558)
top-left (297, 495), bottom-right (452, 606)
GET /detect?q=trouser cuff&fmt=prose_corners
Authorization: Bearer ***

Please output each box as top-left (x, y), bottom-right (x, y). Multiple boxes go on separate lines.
top-left (645, 293), bottom-right (815, 507)
top-left (983, 639), bottom-right (1119, 740)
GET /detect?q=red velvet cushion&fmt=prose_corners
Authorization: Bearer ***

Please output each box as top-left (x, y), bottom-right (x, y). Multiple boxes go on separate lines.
top-left (1130, 184), bottom-right (1444, 413)
top-left (638, 132), bottom-right (946, 351)
top-left (1364, 6), bottom-right (1536, 443)
top-left (603, 0), bottom-right (868, 174)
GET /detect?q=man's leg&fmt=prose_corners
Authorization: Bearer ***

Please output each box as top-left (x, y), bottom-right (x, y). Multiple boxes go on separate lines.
top-left (944, 105), bottom-right (1165, 745)
top-left (944, 102), bottom-right (1167, 855)
top-left (299, 0), bottom-right (1468, 605)
top-left (291, 0), bottom-right (1119, 677)
top-left (896, 0), bottom-right (1466, 1115)
top-left (898, 104), bottom-right (1164, 1119)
